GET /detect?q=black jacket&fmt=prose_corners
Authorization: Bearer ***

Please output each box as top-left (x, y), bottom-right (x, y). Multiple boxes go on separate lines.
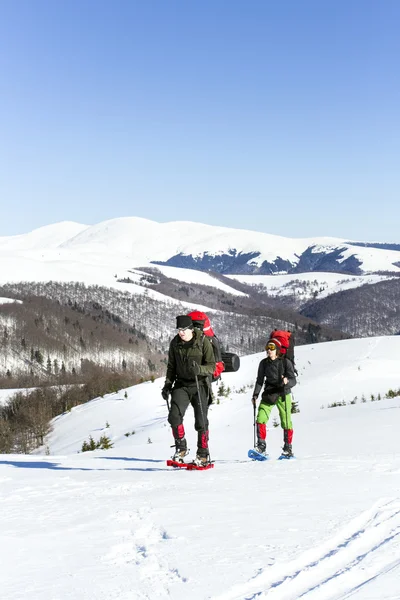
top-left (253, 356), bottom-right (296, 401)
top-left (165, 328), bottom-right (215, 388)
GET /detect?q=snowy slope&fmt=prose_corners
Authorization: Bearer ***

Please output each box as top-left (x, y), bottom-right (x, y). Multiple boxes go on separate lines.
top-left (0, 254), bottom-right (222, 313)
top-left (1, 337), bottom-right (400, 599)
top-left (146, 264), bottom-right (247, 296)
top-left (228, 272), bottom-right (395, 301)
top-left (0, 221), bottom-right (88, 250)
top-left (59, 216), bottom-right (343, 266)
top-left (1, 218), bottom-right (399, 282)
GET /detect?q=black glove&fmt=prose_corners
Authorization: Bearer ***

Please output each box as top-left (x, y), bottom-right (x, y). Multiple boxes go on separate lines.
top-left (161, 386), bottom-right (171, 401)
top-left (190, 361), bottom-right (201, 377)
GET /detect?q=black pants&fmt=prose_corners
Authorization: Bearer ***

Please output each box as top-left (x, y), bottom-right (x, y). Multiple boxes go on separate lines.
top-left (168, 382), bottom-right (209, 450)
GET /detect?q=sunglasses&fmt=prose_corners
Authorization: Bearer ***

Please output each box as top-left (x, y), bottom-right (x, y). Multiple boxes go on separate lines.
top-left (178, 326), bottom-right (191, 332)
top-left (266, 343), bottom-right (277, 350)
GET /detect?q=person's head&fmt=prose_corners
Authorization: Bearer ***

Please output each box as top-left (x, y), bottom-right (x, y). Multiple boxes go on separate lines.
top-left (176, 315), bottom-right (194, 341)
top-left (265, 339), bottom-right (281, 359)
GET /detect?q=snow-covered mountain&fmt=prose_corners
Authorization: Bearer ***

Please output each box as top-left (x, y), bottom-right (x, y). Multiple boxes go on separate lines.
top-left (0, 221), bottom-right (88, 251)
top-left (1, 217), bottom-right (399, 354)
top-left (1, 336), bottom-right (400, 599)
top-left (1, 217), bottom-right (400, 277)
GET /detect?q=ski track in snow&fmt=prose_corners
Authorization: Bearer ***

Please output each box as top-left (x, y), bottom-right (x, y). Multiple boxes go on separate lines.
top-left (213, 498), bottom-right (400, 600)
top-left (102, 505), bottom-right (187, 599)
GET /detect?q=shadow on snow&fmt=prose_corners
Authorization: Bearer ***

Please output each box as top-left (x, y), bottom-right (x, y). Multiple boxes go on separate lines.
top-left (0, 458), bottom-right (167, 472)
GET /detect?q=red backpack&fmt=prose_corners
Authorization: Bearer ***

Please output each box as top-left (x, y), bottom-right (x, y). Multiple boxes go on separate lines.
top-left (187, 310), bottom-right (240, 378)
top-left (187, 311), bottom-right (224, 380)
top-left (269, 329), bottom-right (297, 373)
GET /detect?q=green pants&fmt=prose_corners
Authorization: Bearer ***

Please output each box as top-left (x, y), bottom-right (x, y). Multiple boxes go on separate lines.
top-left (257, 394), bottom-right (293, 429)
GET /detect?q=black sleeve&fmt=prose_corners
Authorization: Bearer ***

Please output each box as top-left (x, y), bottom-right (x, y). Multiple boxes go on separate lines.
top-left (252, 359), bottom-right (265, 397)
top-left (283, 358), bottom-right (296, 390)
top-left (165, 341), bottom-right (176, 388)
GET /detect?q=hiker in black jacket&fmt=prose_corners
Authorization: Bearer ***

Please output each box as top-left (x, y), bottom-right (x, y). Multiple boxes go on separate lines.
top-left (162, 315), bottom-right (215, 465)
top-left (251, 338), bottom-right (296, 457)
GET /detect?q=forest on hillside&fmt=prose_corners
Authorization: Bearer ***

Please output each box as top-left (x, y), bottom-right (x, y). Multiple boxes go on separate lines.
top-left (0, 279), bottom-right (346, 388)
top-left (301, 278), bottom-right (400, 337)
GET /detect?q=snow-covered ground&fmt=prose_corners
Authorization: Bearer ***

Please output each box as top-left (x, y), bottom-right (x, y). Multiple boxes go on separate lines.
top-left (0, 297), bottom-right (22, 305)
top-left (144, 264), bottom-right (247, 296)
top-left (228, 272), bottom-right (395, 301)
top-left (1, 336), bottom-right (400, 599)
top-left (0, 386), bottom-right (31, 406)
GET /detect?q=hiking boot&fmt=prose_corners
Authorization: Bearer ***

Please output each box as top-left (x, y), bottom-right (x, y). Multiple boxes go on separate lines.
top-left (255, 440), bottom-right (266, 455)
top-left (173, 449), bottom-right (189, 462)
top-left (172, 437), bottom-right (188, 462)
top-left (194, 446), bottom-right (210, 466)
top-left (255, 447), bottom-right (267, 456)
top-left (282, 443), bottom-right (293, 457)
top-left (194, 453), bottom-right (210, 467)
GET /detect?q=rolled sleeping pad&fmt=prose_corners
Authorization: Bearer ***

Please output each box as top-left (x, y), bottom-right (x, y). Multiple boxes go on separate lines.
top-left (221, 352), bottom-right (240, 372)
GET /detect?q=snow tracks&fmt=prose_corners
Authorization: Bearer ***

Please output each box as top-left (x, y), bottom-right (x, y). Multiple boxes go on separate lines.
top-left (213, 498), bottom-right (400, 600)
top-left (102, 505), bottom-right (187, 599)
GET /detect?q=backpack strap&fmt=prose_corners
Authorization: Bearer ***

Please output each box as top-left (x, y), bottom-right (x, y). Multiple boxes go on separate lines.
top-left (279, 357), bottom-right (285, 381)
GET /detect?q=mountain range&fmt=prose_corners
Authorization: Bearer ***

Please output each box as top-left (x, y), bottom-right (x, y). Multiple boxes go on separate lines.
top-left (1, 217), bottom-right (400, 276)
top-left (0, 217), bottom-right (399, 385)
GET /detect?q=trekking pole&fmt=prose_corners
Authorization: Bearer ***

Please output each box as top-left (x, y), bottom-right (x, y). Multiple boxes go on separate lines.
top-left (166, 394), bottom-right (170, 412)
top-left (195, 374), bottom-right (211, 463)
top-left (253, 401), bottom-right (257, 448)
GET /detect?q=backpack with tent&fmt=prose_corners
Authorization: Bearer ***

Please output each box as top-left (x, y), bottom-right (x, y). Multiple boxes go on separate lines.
top-left (187, 311), bottom-right (240, 381)
top-left (269, 329), bottom-right (298, 375)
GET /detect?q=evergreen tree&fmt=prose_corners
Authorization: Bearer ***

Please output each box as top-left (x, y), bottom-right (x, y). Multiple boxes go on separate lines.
top-left (34, 349), bottom-right (44, 364)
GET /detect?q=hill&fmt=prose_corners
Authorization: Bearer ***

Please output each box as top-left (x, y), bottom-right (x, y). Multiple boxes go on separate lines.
top-left (0, 337), bottom-right (400, 599)
top-left (0, 279), bottom-right (347, 387)
top-left (301, 277), bottom-right (400, 336)
top-left (1, 217), bottom-right (400, 276)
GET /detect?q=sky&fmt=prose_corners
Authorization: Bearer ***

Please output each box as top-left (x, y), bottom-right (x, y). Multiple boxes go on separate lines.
top-left (1, 336), bottom-right (400, 599)
top-left (0, 0), bottom-right (399, 242)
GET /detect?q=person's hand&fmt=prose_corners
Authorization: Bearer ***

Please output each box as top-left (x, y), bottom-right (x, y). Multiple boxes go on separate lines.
top-left (190, 361), bottom-right (201, 376)
top-left (251, 396), bottom-right (258, 407)
top-left (161, 386), bottom-right (171, 401)
top-left (282, 376), bottom-right (288, 385)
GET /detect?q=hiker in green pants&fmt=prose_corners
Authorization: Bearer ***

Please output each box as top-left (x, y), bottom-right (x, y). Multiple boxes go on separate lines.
top-left (251, 338), bottom-right (296, 457)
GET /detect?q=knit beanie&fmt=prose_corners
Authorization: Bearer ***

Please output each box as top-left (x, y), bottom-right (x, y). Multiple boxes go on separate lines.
top-left (176, 315), bottom-right (193, 329)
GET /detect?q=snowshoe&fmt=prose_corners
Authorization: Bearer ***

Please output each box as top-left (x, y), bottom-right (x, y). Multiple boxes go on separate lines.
top-left (166, 459), bottom-right (214, 471)
top-left (248, 448), bottom-right (269, 461)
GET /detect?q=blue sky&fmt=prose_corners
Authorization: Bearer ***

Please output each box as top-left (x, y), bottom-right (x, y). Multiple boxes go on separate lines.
top-left (0, 0), bottom-right (399, 242)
